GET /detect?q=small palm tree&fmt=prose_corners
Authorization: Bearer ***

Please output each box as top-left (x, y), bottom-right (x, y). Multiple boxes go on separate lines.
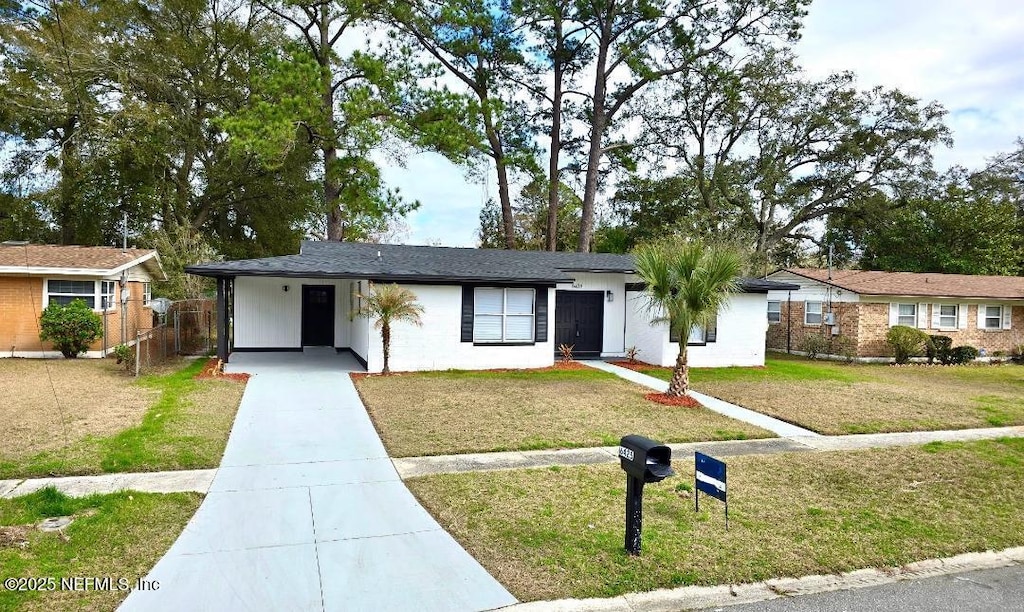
top-left (633, 238), bottom-right (743, 397)
top-left (356, 283), bottom-right (425, 374)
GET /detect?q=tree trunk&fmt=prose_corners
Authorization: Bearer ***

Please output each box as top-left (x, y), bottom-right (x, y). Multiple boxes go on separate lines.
top-left (578, 33), bottom-right (610, 253)
top-left (665, 346), bottom-right (689, 397)
top-left (319, 4), bottom-right (344, 242)
top-left (381, 321), bottom-right (391, 374)
top-left (545, 16), bottom-right (565, 252)
top-left (483, 113), bottom-right (515, 249)
top-left (57, 118), bottom-right (79, 245)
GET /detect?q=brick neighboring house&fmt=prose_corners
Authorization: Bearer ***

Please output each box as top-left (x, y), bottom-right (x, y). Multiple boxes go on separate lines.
top-left (765, 268), bottom-right (1024, 360)
top-left (0, 242), bottom-right (166, 358)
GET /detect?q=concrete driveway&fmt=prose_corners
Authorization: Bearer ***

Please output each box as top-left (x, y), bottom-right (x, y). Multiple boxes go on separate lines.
top-left (120, 349), bottom-right (516, 612)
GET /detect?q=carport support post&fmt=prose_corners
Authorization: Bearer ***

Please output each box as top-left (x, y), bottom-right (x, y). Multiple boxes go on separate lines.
top-left (625, 476), bottom-right (645, 555)
top-left (216, 277), bottom-right (229, 363)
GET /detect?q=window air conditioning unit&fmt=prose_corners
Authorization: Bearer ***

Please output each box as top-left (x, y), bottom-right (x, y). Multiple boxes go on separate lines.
top-left (823, 312), bottom-right (836, 325)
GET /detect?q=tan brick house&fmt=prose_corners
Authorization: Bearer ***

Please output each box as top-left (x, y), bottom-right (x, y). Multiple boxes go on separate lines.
top-left (765, 268), bottom-right (1024, 360)
top-left (0, 242), bottom-right (166, 357)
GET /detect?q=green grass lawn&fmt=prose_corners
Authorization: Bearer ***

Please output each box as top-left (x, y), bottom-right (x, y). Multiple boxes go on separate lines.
top-left (408, 438), bottom-right (1024, 601)
top-left (0, 488), bottom-right (200, 611)
top-left (631, 355), bottom-right (1024, 434)
top-left (0, 359), bottom-right (245, 479)
top-left (354, 366), bottom-right (772, 457)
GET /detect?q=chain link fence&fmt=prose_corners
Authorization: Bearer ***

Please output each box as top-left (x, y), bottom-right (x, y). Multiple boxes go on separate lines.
top-left (100, 297), bottom-right (215, 375)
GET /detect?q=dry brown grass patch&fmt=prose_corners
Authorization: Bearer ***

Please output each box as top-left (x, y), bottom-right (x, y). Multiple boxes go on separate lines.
top-left (355, 369), bottom-right (770, 457)
top-left (0, 359), bottom-right (158, 458)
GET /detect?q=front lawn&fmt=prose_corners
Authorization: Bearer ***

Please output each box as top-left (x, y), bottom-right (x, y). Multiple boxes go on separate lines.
top-left (408, 438), bottom-right (1024, 601)
top-left (631, 356), bottom-right (1024, 435)
top-left (0, 488), bottom-right (200, 611)
top-left (0, 358), bottom-right (245, 478)
top-left (354, 367), bottom-right (772, 457)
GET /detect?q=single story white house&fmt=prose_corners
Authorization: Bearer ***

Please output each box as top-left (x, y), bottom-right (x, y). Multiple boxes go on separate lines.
top-left (186, 241), bottom-right (797, 372)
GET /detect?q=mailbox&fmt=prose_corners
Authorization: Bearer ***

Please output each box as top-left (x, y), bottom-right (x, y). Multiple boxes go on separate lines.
top-left (618, 434), bottom-right (675, 483)
top-left (618, 434), bottom-right (674, 555)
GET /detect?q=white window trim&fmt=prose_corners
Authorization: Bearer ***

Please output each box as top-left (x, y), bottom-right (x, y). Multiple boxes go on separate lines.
top-left (804, 301), bottom-right (822, 326)
top-left (43, 279), bottom-right (116, 313)
top-left (142, 282), bottom-right (153, 307)
top-left (982, 305), bottom-right (1003, 330)
top-left (896, 303), bottom-right (917, 327)
top-left (934, 304), bottom-right (957, 330)
top-left (473, 287), bottom-right (536, 344)
top-left (767, 301), bottom-right (781, 324)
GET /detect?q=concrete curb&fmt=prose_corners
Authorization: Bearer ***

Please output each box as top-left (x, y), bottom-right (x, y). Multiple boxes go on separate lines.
top-left (1, 469), bottom-right (216, 499)
top-left (0, 480), bottom-right (22, 497)
top-left (500, 547), bottom-right (1024, 611)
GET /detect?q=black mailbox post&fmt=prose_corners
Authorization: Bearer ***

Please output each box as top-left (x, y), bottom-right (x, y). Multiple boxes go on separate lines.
top-left (618, 434), bottom-right (674, 555)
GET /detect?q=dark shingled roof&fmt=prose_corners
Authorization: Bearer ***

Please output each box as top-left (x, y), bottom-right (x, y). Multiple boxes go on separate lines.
top-left (186, 241), bottom-right (798, 291)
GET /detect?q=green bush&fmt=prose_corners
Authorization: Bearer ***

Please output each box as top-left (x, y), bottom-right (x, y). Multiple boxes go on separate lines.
top-left (885, 325), bottom-right (929, 364)
top-left (38, 299), bottom-right (103, 358)
top-left (947, 345), bottom-right (979, 365)
top-left (113, 343), bottom-right (135, 371)
top-left (799, 333), bottom-right (830, 360)
top-left (925, 335), bottom-right (953, 364)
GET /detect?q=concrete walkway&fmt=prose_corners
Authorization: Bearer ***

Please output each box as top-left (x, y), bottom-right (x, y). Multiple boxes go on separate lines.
top-left (582, 360), bottom-right (821, 437)
top-left (118, 349), bottom-right (516, 612)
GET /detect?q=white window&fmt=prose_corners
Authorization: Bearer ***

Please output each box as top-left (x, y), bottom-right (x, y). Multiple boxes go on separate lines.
top-left (938, 304), bottom-right (957, 329)
top-left (767, 301), bottom-right (781, 324)
top-left (474, 288), bottom-right (535, 343)
top-left (804, 301), bottom-right (822, 325)
top-left (897, 303), bottom-right (917, 327)
top-left (143, 282), bottom-right (152, 306)
top-left (984, 305), bottom-right (1002, 330)
top-left (100, 281), bottom-right (117, 310)
top-left (688, 325), bottom-right (705, 344)
top-left (46, 280), bottom-right (97, 309)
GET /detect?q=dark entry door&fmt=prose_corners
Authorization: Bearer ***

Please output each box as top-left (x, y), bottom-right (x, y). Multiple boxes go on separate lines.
top-left (301, 285), bottom-right (335, 346)
top-left (555, 291), bottom-right (604, 356)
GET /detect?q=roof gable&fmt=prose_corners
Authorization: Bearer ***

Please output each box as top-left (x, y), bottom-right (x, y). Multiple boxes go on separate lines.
top-left (778, 268), bottom-right (1024, 300)
top-left (0, 244), bottom-right (165, 279)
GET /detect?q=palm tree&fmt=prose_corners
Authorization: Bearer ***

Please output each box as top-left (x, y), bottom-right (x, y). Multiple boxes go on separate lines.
top-left (633, 238), bottom-right (743, 397)
top-left (356, 283), bottom-right (425, 374)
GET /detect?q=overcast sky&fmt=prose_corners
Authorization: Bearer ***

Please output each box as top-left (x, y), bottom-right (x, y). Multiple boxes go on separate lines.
top-left (383, 0), bottom-right (1024, 247)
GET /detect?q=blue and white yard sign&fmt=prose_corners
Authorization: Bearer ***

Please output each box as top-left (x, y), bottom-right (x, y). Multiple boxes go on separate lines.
top-left (695, 452), bottom-right (728, 528)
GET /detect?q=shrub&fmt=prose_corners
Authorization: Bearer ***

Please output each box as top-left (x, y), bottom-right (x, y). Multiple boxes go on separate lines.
top-left (885, 325), bottom-right (929, 364)
top-left (799, 333), bottom-right (830, 360)
top-left (113, 343), bottom-right (135, 372)
top-left (829, 336), bottom-right (857, 363)
top-left (558, 343), bottom-right (575, 362)
top-left (947, 345), bottom-right (979, 365)
top-left (39, 299), bottom-right (103, 358)
top-left (625, 346), bottom-right (640, 364)
top-left (925, 335), bottom-right (953, 364)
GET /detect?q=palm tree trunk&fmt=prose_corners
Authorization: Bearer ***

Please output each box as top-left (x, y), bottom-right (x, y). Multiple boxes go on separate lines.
top-left (666, 346), bottom-right (689, 397)
top-left (382, 322), bottom-right (391, 374)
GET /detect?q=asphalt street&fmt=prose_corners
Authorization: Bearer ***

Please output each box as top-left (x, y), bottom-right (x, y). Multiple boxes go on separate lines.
top-left (705, 564), bottom-right (1024, 612)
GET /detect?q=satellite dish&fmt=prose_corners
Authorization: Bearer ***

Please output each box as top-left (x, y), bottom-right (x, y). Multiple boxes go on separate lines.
top-left (151, 297), bottom-right (172, 315)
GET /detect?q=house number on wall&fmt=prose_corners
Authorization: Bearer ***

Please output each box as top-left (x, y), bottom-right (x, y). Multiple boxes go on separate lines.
top-left (572, 282), bottom-right (584, 288)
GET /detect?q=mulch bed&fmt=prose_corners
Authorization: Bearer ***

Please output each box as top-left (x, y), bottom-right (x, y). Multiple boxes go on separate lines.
top-left (608, 360), bottom-right (665, 373)
top-left (195, 358), bottom-right (251, 382)
top-left (644, 392), bottom-right (702, 408)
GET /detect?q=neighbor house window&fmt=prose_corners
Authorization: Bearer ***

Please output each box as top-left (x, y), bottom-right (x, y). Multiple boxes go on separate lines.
top-left (473, 288), bottom-right (535, 343)
top-left (984, 305), bottom-right (1002, 330)
top-left (143, 282), bottom-right (152, 306)
top-left (46, 280), bottom-right (97, 309)
top-left (938, 304), bottom-right (957, 329)
top-left (897, 303), bottom-right (917, 327)
top-left (767, 301), bottom-right (781, 324)
top-left (804, 301), bottom-right (822, 325)
top-left (100, 281), bottom-right (117, 310)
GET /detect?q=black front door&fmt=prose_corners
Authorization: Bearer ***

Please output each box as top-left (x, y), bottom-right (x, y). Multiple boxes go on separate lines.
top-left (555, 291), bottom-right (604, 356)
top-left (301, 285), bottom-right (335, 346)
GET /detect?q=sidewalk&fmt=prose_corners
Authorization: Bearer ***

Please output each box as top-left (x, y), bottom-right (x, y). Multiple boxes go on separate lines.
top-left (117, 349), bottom-right (516, 612)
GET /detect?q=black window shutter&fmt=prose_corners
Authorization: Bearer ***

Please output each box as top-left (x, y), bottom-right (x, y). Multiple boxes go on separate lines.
top-left (669, 317), bottom-right (680, 343)
top-left (461, 285), bottom-right (474, 342)
top-left (535, 287), bottom-right (548, 343)
top-left (706, 315), bottom-right (718, 343)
